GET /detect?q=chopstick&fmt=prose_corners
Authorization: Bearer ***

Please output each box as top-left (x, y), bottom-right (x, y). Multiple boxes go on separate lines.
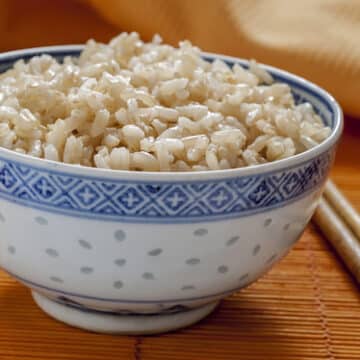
top-left (312, 180), bottom-right (360, 284)
top-left (324, 180), bottom-right (360, 239)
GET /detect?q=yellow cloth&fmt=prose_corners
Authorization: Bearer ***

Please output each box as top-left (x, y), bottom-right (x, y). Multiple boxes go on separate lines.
top-left (87, 0), bottom-right (360, 117)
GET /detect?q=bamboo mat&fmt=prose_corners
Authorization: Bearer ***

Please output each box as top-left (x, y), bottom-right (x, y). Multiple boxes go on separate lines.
top-left (0, 120), bottom-right (359, 360)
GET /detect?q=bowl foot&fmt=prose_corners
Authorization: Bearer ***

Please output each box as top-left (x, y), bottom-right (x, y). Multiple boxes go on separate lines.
top-left (31, 291), bottom-right (219, 334)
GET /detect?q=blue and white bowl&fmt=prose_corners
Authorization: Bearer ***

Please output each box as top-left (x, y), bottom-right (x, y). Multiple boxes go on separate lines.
top-left (0, 46), bottom-right (343, 334)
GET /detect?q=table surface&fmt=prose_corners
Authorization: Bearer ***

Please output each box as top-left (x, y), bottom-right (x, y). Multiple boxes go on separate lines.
top-left (0, 119), bottom-right (359, 360)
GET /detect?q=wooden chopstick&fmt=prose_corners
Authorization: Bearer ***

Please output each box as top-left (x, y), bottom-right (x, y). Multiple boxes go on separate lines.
top-left (313, 194), bottom-right (360, 284)
top-left (324, 180), bottom-right (360, 240)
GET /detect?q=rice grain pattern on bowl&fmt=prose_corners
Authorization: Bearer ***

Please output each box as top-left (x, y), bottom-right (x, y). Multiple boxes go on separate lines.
top-left (0, 35), bottom-right (342, 335)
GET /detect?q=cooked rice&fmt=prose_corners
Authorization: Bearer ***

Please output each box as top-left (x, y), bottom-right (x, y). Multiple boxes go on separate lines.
top-left (0, 32), bottom-right (331, 172)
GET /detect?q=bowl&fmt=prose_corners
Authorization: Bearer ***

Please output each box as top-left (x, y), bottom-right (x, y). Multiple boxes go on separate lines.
top-left (0, 46), bottom-right (343, 334)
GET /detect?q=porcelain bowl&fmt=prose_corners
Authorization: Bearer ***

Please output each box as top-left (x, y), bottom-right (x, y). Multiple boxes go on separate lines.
top-left (0, 46), bottom-right (343, 334)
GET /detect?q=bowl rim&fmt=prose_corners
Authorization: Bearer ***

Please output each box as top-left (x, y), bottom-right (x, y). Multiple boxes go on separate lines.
top-left (0, 45), bottom-right (344, 181)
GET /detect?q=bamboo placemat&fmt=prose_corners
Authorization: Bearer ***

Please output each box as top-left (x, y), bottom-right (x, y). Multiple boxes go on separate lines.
top-left (0, 120), bottom-right (359, 360)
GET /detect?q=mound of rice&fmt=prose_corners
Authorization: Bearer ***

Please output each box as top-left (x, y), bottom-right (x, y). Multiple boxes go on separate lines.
top-left (0, 32), bottom-right (331, 171)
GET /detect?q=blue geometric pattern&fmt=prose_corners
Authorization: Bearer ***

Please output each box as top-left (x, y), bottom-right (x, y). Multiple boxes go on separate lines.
top-left (0, 150), bottom-right (334, 223)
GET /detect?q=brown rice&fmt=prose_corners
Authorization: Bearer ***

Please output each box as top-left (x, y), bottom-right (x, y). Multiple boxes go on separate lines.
top-left (0, 33), bottom-right (331, 171)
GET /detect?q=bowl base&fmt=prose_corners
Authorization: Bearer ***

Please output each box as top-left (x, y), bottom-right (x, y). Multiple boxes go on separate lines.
top-left (31, 291), bottom-right (219, 334)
